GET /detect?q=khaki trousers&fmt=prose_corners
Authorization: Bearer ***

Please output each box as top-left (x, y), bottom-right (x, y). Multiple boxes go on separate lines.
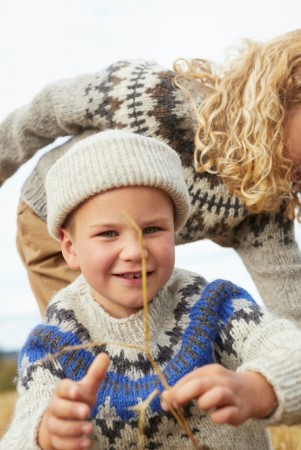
top-left (16, 200), bottom-right (80, 316)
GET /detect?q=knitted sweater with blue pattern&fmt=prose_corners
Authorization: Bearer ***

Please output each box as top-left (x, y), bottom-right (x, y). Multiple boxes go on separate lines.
top-left (2, 268), bottom-right (301, 450)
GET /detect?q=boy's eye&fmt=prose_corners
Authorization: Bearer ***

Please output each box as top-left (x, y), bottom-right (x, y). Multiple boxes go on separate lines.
top-left (98, 230), bottom-right (118, 238)
top-left (143, 226), bottom-right (160, 235)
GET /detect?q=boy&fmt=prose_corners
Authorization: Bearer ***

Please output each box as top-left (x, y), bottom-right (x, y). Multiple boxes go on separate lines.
top-left (2, 130), bottom-right (301, 450)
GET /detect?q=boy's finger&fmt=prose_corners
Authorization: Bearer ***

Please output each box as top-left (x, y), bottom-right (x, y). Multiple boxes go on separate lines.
top-left (45, 415), bottom-right (93, 437)
top-left (210, 405), bottom-right (241, 425)
top-left (50, 433), bottom-right (91, 450)
top-left (79, 353), bottom-right (110, 397)
top-left (197, 386), bottom-right (234, 410)
top-left (163, 366), bottom-right (208, 393)
top-left (55, 379), bottom-right (84, 401)
top-left (162, 377), bottom-right (213, 408)
top-left (48, 397), bottom-right (91, 420)
top-left (166, 364), bottom-right (226, 391)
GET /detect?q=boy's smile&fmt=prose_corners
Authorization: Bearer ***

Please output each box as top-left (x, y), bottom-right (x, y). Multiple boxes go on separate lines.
top-left (61, 186), bottom-right (175, 318)
top-left (112, 268), bottom-right (151, 283)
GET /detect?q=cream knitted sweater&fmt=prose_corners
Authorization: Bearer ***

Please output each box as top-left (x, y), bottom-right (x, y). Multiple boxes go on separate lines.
top-left (1, 269), bottom-right (301, 450)
top-left (0, 60), bottom-right (301, 321)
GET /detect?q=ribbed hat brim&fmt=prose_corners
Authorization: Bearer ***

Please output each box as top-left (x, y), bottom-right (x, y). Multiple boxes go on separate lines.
top-left (46, 130), bottom-right (190, 239)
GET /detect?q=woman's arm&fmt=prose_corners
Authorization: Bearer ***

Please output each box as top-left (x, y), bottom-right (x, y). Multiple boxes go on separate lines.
top-left (234, 208), bottom-right (301, 323)
top-left (0, 59), bottom-right (177, 187)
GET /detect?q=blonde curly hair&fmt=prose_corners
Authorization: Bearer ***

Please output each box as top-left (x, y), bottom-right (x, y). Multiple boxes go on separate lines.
top-left (174, 29), bottom-right (301, 221)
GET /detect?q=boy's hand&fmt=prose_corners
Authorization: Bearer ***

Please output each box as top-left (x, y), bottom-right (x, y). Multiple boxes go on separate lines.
top-left (161, 364), bottom-right (277, 425)
top-left (38, 353), bottom-right (110, 450)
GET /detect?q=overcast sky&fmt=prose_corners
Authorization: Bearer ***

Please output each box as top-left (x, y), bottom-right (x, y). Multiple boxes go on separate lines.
top-left (1, 0), bottom-right (301, 351)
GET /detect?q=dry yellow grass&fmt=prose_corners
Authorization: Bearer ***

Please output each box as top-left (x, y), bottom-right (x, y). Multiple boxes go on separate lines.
top-left (0, 390), bottom-right (17, 438)
top-left (269, 425), bottom-right (301, 450)
top-left (0, 390), bottom-right (301, 449)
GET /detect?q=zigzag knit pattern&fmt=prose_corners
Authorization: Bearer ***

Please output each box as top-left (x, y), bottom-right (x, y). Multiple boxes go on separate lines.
top-left (4, 269), bottom-right (281, 450)
top-left (21, 275), bottom-right (256, 417)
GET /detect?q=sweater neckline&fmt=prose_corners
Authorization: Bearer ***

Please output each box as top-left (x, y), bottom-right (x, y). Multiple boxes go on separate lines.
top-left (73, 274), bottom-right (174, 346)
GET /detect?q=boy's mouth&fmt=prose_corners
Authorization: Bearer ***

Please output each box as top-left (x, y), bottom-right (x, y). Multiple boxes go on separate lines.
top-left (115, 272), bottom-right (152, 279)
top-left (119, 273), bottom-right (142, 279)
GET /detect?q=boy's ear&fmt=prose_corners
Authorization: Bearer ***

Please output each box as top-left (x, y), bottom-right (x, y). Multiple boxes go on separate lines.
top-left (60, 228), bottom-right (80, 271)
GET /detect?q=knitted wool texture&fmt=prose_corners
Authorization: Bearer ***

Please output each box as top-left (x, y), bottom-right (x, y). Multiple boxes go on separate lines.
top-left (2, 269), bottom-right (301, 450)
top-left (45, 130), bottom-right (190, 240)
top-left (1, 60), bottom-right (301, 321)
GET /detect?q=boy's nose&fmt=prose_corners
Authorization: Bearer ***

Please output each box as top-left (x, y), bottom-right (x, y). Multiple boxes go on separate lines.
top-left (119, 238), bottom-right (143, 262)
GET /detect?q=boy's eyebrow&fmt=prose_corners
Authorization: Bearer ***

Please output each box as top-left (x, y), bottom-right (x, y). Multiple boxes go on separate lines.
top-left (140, 216), bottom-right (173, 225)
top-left (88, 216), bottom-right (173, 229)
top-left (88, 222), bottom-right (118, 228)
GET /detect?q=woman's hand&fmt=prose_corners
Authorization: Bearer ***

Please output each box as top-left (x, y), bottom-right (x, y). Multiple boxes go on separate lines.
top-left (161, 364), bottom-right (277, 425)
top-left (38, 353), bottom-right (110, 450)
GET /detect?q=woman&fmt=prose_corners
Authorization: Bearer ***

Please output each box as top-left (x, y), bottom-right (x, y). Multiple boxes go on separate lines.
top-left (1, 29), bottom-right (301, 320)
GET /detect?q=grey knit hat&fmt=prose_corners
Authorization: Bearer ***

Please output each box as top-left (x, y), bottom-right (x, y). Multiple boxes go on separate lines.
top-left (46, 130), bottom-right (190, 239)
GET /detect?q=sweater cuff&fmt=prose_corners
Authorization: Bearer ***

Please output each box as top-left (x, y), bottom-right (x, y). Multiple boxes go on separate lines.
top-left (237, 348), bottom-right (301, 426)
top-left (31, 405), bottom-right (48, 450)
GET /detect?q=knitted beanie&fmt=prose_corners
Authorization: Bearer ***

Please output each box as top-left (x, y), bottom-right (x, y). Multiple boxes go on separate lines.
top-left (45, 130), bottom-right (190, 239)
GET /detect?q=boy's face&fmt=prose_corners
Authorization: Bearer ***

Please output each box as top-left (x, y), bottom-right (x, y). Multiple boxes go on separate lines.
top-left (61, 186), bottom-right (175, 318)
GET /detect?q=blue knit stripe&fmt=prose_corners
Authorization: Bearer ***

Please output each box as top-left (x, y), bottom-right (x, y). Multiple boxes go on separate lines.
top-left (20, 279), bottom-right (256, 419)
top-left (19, 325), bottom-right (95, 380)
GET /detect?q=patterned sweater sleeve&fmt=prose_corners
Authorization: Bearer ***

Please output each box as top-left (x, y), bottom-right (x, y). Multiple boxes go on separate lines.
top-left (0, 328), bottom-right (67, 450)
top-left (211, 280), bottom-right (301, 426)
top-left (0, 60), bottom-right (174, 186)
top-left (236, 314), bottom-right (301, 426)
top-left (0, 59), bottom-right (198, 188)
top-left (0, 381), bottom-right (51, 450)
top-left (233, 208), bottom-right (301, 322)
top-left (0, 73), bottom-right (90, 186)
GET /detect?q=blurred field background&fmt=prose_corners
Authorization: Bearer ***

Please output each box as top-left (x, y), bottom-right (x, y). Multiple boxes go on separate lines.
top-left (0, 352), bottom-right (301, 449)
top-left (0, 352), bottom-right (17, 437)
